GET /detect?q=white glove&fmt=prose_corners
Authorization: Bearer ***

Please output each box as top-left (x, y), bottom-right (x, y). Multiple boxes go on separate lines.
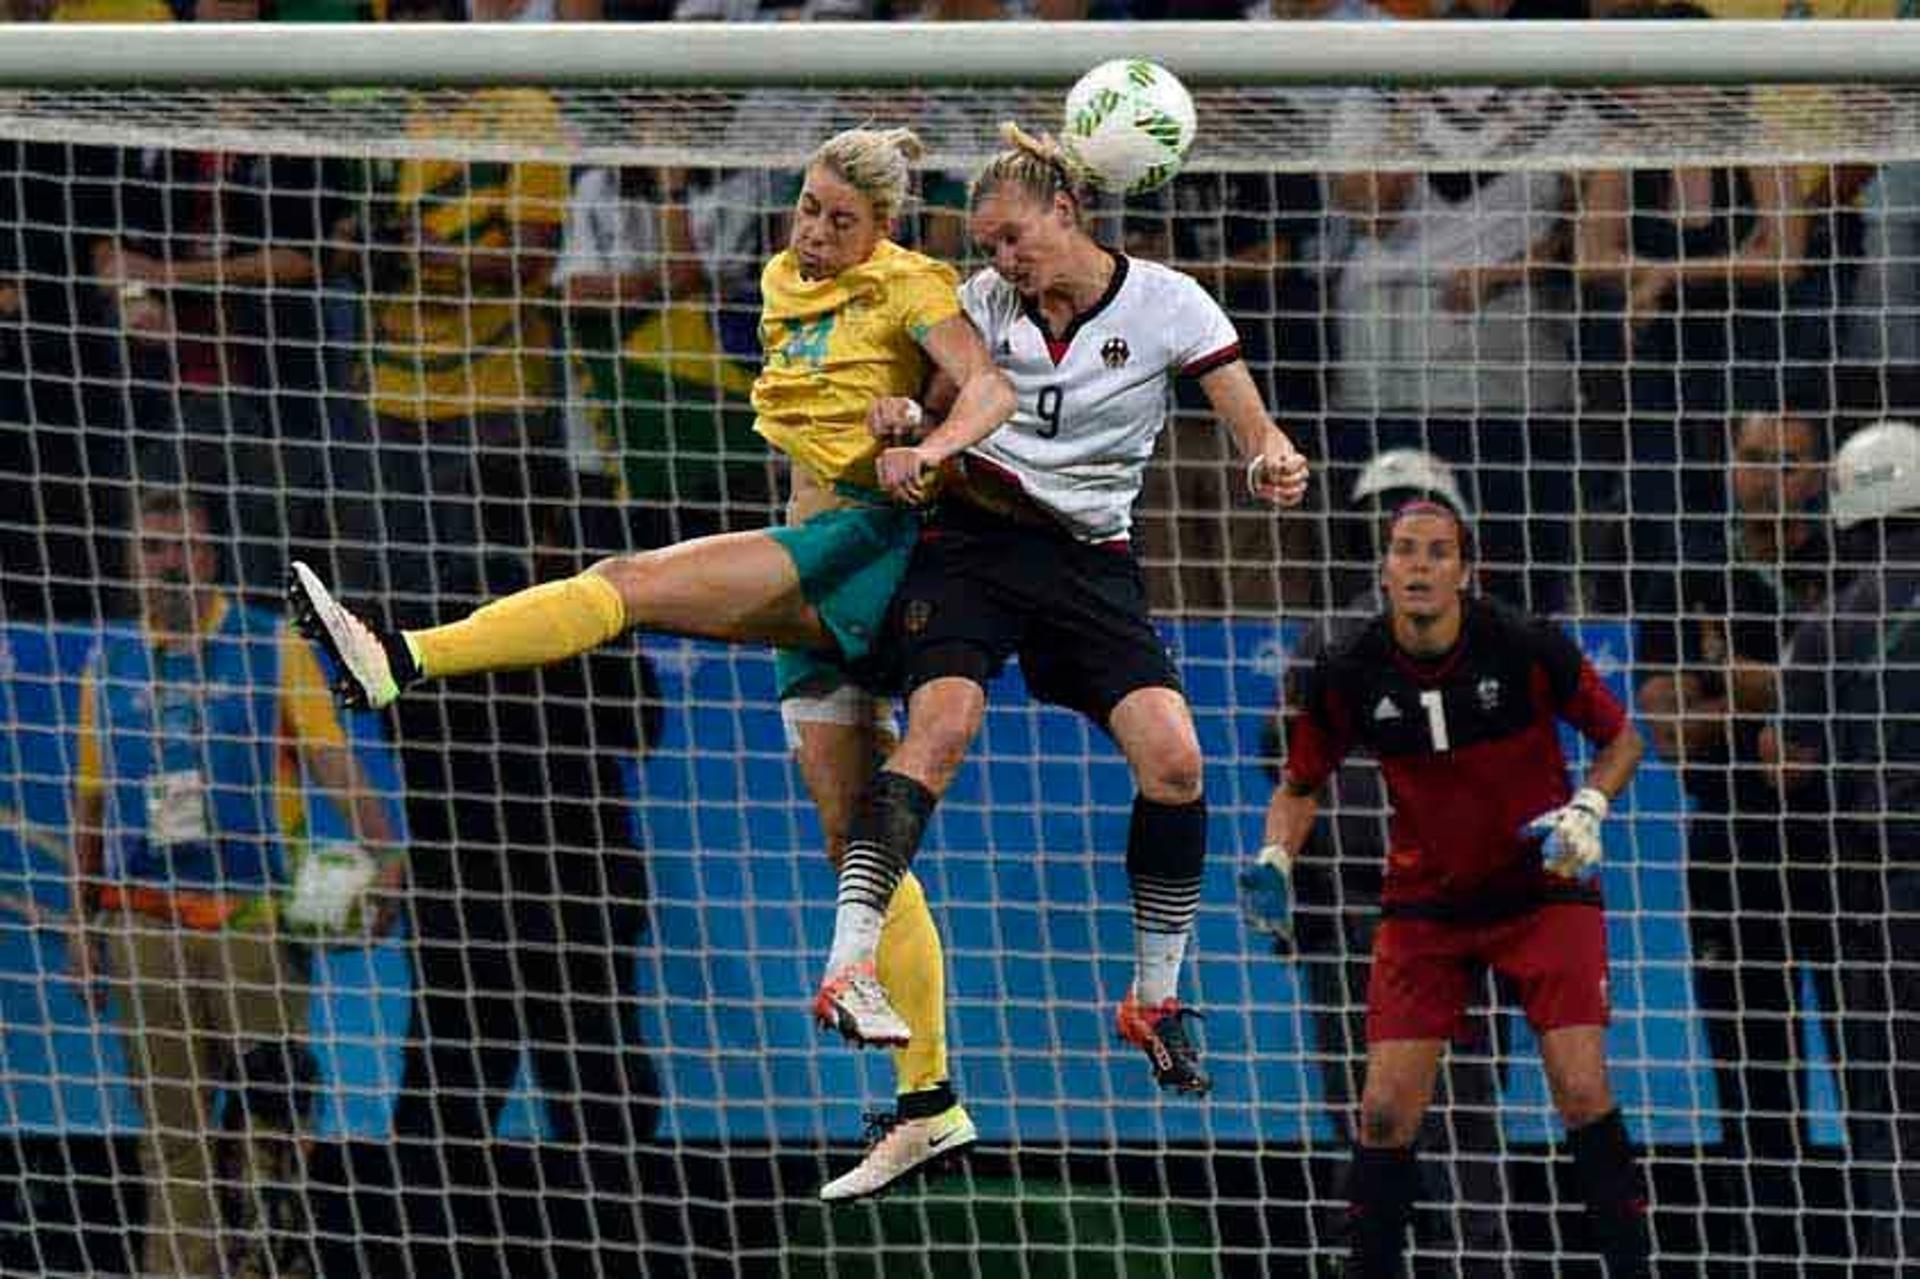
top-left (1524, 787), bottom-right (1609, 879)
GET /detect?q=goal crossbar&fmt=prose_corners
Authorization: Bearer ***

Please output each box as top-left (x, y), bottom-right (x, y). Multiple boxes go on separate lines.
top-left (6, 20), bottom-right (1920, 89)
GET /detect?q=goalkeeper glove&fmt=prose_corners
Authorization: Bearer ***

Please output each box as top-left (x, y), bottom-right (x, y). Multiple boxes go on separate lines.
top-left (1238, 843), bottom-right (1295, 949)
top-left (1524, 786), bottom-right (1610, 879)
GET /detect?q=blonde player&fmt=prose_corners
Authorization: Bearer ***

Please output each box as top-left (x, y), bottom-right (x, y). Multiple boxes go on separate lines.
top-left (289, 126), bottom-right (1015, 1200)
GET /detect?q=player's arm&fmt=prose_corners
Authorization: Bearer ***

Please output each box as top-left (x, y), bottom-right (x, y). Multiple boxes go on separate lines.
top-left (1195, 359), bottom-right (1309, 509)
top-left (874, 314), bottom-right (1014, 503)
top-left (1241, 659), bottom-right (1350, 946)
top-left (1528, 634), bottom-right (1644, 878)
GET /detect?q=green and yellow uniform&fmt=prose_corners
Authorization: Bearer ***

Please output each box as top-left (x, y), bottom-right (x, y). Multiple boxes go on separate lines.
top-left (754, 239), bottom-right (960, 689)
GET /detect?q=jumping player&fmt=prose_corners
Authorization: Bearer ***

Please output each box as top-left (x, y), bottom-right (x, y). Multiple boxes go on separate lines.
top-left (286, 127), bottom-right (1017, 1195)
top-left (809, 123), bottom-right (1311, 1141)
top-left (1242, 500), bottom-right (1651, 1277)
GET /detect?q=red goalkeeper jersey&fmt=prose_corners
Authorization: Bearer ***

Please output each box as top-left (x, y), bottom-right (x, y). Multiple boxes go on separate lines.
top-left (1284, 598), bottom-right (1628, 918)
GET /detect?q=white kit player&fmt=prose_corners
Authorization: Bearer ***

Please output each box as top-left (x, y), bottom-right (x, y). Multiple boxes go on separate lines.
top-left (811, 122), bottom-right (1309, 1104)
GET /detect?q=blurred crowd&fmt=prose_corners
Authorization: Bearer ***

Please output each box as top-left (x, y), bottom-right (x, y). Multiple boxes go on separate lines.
top-left (0, 0), bottom-right (1911, 626)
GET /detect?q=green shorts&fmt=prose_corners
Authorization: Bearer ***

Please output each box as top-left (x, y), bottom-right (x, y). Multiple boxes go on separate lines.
top-left (767, 503), bottom-right (920, 697)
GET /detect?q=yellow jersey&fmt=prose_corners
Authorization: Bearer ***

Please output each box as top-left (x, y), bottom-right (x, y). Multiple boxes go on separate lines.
top-left (368, 89), bottom-right (569, 424)
top-left (753, 240), bottom-right (961, 493)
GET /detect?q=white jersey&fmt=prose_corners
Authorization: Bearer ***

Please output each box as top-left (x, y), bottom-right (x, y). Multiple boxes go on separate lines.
top-left (958, 254), bottom-right (1240, 542)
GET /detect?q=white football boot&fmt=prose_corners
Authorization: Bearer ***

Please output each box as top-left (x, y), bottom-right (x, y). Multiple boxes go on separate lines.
top-left (812, 960), bottom-right (912, 1047)
top-left (287, 561), bottom-right (408, 710)
top-left (819, 1104), bottom-right (977, 1203)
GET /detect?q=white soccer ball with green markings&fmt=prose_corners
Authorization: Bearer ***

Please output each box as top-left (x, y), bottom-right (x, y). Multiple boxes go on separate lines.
top-left (1062, 59), bottom-right (1197, 197)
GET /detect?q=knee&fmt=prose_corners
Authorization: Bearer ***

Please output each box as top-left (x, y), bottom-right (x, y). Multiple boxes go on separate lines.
top-left (909, 711), bottom-right (979, 786)
top-left (1357, 1091), bottom-right (1422, 1149)
top-left (1135, 737), bottom-right (1203, 805)
top-left (587, 552), bottom-right (650, 621)
top-left (899, 681), bottom-right (984, 790)
top-left (1555, 1072), bottom-right (1615, 1130)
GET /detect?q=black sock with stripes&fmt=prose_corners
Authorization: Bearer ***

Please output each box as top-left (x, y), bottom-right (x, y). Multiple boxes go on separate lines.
top-left (1126, 794), bottom-right (1206, 1004)
top-left (829, 770), bottom-right (938, 970)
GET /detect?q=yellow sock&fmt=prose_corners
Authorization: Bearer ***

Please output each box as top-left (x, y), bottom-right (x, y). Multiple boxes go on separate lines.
top-left (877, 870), bottom-right (949, 1096)
top-left (407, 571), bottom-right (628, 681)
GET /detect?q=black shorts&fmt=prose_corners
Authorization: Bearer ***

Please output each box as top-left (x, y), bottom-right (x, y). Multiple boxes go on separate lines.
top-left (880, 500), bottom-right (1183, 724)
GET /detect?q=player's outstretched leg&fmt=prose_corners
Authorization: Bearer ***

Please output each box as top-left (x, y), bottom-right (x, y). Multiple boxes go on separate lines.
top-left (288, 562), bottom-right (423, 709)
top-left (289, 558), bottom-right (629, 710)
top-left (292, 531), bottom-right (824, 709)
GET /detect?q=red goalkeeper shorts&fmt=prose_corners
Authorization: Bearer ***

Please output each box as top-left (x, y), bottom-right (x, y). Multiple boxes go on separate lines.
top-left (1366, 902), bottom-right (1610, 1044)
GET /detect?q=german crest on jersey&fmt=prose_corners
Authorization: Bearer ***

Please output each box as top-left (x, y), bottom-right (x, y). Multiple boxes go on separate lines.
top-left (1101, 336), bottom-right (1131, 369)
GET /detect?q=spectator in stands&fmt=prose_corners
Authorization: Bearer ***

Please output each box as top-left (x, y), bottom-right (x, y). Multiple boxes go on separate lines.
top-left (467, 0), bottom-right (601, 16)
top-left (1633, 407), bottom-right (1835, 1268)
top-left (346, 83), bottom-right (569, 620)
top-left (1767, 420), bottom-right (1920, 1272)
top-left (670, 0), bottom-right (870, 16)
top-left (1258, 447), bottom-right (1513, 1266)
top-left (383, 504), bottom-right (664, 1279)
top-left (556, 159), bottom-right (773, 549)
top-left (0, 0), bottom-right (167, 621)
top-left (1675, 0), bottom-right (1914, 413)
top-left (89, 0), bottom-right (369, 602)
top-left (1573, 1), bottom-right (1862, 602)
top-left (64, 484), bottom-right (400, 1279)
top-left (1323, 82), bottom-right (1587, 612)
top-left (1121, 37), bottom-right (1325, 613)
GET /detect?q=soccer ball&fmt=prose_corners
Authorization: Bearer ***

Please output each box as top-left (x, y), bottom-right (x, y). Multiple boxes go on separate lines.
top-left (1062, 59), bottom-right (1197, 197)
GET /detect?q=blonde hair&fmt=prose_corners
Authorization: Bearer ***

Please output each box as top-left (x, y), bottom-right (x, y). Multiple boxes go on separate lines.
top-left (969, 120), bottom-right (1094, 219)
top-left (807, 126), bottom-right (925, 226)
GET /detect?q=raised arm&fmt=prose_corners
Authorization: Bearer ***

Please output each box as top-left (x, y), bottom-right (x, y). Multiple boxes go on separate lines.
top-left (1196, 358), bottom-right (1310, 508)
top-left (874, 313), bottom-right (1014, 503)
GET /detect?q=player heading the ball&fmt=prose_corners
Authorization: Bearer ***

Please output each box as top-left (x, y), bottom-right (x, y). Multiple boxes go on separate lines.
top-left (813, 120), bottom-right (1308, 1107)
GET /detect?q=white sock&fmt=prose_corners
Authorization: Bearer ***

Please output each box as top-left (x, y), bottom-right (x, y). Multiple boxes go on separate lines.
top-left (1133, 928), bottom-right (1188, 1006)
top-left (826, 901), bottom-right (886, 975)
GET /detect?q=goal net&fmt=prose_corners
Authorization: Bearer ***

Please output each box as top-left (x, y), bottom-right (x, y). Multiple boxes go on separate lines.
top-left (0, 21), bottom-right (1915, 1278)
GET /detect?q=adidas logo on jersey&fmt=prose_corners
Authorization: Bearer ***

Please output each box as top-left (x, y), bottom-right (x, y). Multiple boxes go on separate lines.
top-left (1373, 696), bottom-right (1401, 722)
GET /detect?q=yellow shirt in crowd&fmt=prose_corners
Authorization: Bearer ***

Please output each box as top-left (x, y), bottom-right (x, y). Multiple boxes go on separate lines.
top-left (752, 240), bottom-right (960, 494)
top-left (368, 88), bottom-right (569, 424)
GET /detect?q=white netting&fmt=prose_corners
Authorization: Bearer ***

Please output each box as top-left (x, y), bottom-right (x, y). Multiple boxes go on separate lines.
top-left (4, 81), bottom-right (1920, 170)
top-left (0, 39), bottom-right (1915, 1279)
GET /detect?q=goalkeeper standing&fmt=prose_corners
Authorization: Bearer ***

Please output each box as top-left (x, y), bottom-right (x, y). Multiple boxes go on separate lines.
top-left (1243, 500), bottom-right (1650, 1278)
top-left (291, 125), bottom-right (1016, 1198)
